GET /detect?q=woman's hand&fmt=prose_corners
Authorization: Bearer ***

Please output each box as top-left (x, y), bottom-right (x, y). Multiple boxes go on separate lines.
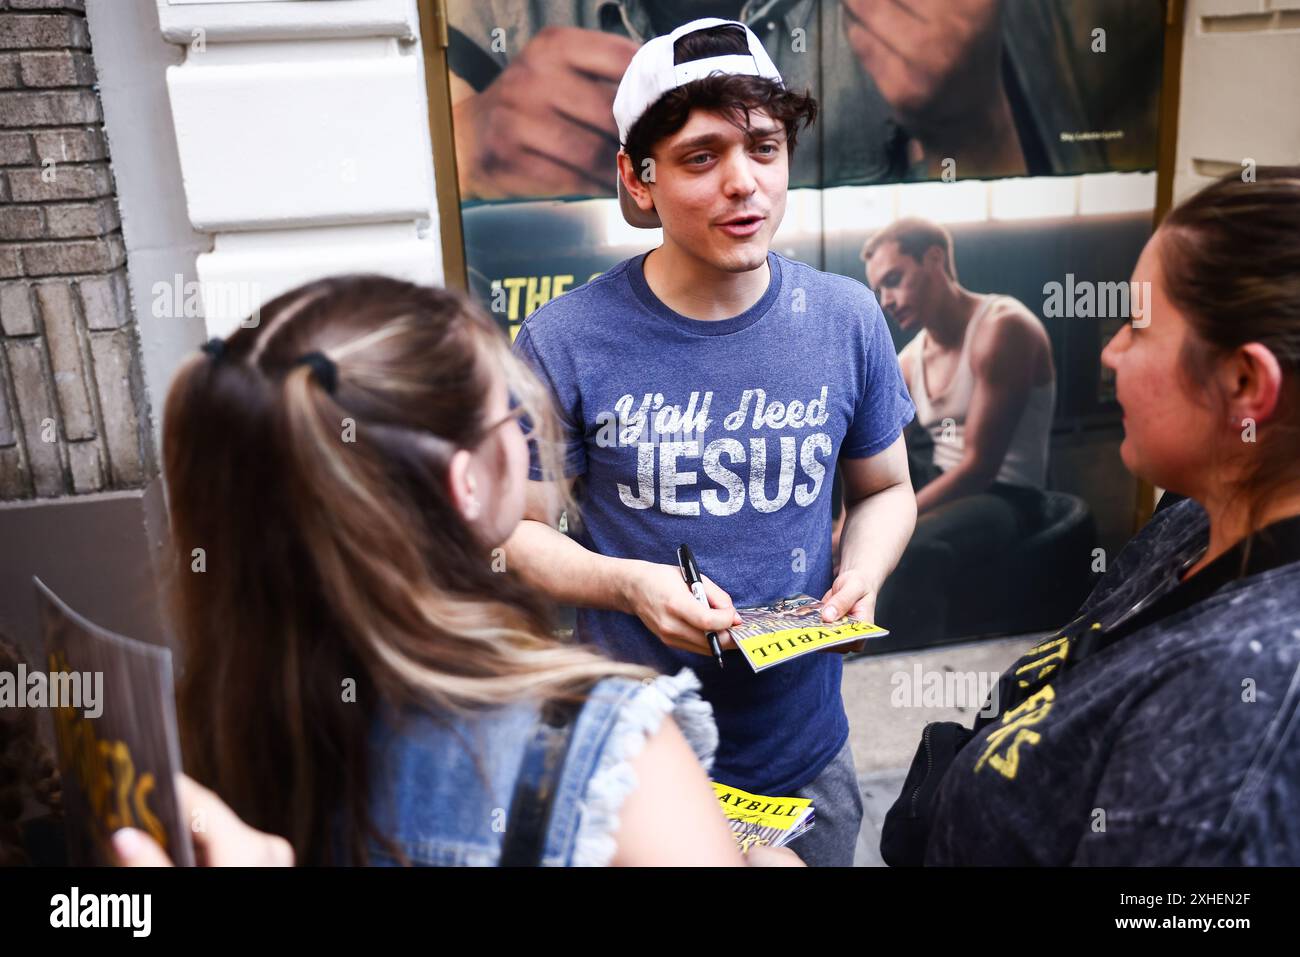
top-left (112, 774), bottom-right (294, 867)
top-left (744, 845), bottom-right (807, 866)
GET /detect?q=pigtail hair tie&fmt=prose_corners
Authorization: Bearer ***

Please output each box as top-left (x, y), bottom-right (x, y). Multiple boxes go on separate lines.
top-left (294, 351), bottom-right (338, 394)
top-left (200, 337), bottom-right (225, 360)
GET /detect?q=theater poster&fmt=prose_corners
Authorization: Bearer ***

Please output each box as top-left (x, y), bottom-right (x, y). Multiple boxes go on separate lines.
top-left (442, 0), bottom-right (1168, 649)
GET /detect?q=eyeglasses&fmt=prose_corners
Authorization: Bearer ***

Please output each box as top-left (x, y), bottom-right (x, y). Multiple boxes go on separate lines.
top-left (479, 391), bottom-right (527, 437)
top-left (482, 404), bottom-right (527, 434)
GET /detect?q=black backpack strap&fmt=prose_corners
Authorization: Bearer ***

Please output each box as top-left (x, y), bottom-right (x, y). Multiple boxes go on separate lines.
top-left (881, 720), bottom-right (975, 866)
top-left (498, 694), bottom-right (586, 867)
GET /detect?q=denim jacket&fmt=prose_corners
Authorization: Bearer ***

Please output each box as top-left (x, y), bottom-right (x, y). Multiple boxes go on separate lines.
top-left (361, 668), bottom-right (716, 866)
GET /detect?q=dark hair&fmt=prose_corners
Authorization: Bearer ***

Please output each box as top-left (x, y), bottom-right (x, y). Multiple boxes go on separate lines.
top-left (0, 635), bottom-right (61, 867)
top-left (163, 276), bottom-right (646, 865)
top-left (623, 23), bottom-right (817, 172)
top-left (861, 217), bottom-right (957, 280)
top-left (1160, 166), bottom-right (1300, 535)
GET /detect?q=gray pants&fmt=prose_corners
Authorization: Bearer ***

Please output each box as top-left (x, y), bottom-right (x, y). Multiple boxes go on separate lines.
top-left (789, 738), bottom-right (863, 867)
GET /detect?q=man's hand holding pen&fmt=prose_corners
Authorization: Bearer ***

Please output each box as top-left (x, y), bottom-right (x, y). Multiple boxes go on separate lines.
top-left (620, 558), bottom-right (741, 658)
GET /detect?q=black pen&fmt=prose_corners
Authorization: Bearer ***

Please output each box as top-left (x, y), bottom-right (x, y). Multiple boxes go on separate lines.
top-left (676, 544), bottom-right (725, 670)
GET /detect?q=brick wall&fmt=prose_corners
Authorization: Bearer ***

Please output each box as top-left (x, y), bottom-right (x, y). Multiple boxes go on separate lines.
top-left (0, 0), bottom-right (152, 499)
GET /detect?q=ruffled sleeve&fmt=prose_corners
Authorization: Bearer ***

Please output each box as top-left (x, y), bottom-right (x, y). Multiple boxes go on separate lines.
top-left (570, 668), bottom-right (717, 867)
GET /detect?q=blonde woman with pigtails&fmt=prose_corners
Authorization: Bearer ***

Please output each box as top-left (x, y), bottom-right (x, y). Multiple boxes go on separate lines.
top-left (160, 275), bottom-right (799, 867)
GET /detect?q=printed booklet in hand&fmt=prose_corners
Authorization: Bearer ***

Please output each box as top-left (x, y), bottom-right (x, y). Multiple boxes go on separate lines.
top-left (728, 594), bottom-right (887, 672)
top-left (713, 781), bottom-right (815, 853)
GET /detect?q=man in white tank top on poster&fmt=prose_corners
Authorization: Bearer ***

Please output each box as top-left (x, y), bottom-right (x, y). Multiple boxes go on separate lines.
top-left (858, 217), bottom-right (1056, 644)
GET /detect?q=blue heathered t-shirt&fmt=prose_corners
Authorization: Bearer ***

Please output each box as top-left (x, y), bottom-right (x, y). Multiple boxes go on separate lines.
top-left (512, 249), bottom-right (915, 793)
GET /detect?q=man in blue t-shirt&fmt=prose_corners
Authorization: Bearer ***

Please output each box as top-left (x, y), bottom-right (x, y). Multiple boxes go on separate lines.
top-left (506, 18), bottom-right (917, 866)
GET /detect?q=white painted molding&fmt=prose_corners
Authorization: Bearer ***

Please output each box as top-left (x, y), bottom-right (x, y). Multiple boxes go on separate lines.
top-left (156, 0), bottom-right (418, 44)
top-left (151, 0), bottom-right (444, 337)
top-left (167, 40), bottom-right (434, 230)
top-left (196, 223), bottom-right (439, 337)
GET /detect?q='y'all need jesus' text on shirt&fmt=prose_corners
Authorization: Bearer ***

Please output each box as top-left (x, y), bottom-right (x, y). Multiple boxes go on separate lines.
top-left (509, 250), bottom-right (916, 795)
top-left (601, 386), bottom-right (834, 515)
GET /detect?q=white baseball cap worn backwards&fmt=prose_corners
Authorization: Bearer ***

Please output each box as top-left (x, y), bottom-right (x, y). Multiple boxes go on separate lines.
top-left (613, 17), bottom-right (785, 228)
